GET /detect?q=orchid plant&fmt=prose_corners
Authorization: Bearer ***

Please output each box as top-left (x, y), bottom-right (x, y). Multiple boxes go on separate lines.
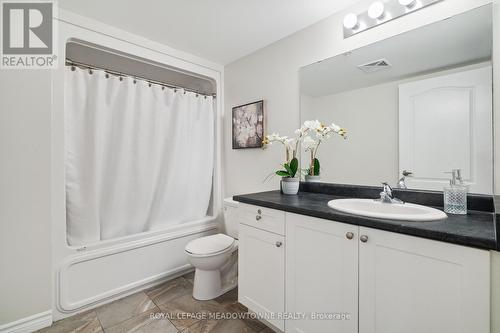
top-left (302, 120), bottom-right (347, 176)
top-left (262, 120), bottom-right (346, 179)
top-left (262, 130), bottom-right (307, 178)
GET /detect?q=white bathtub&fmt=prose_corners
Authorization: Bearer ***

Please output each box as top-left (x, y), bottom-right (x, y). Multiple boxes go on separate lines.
top-left (51, 17), bottom-right (224, 321)
top-left (53, 217), bottom-right (218, 320)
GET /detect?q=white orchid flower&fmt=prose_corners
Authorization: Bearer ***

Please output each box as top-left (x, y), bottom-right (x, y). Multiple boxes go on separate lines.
top-left (302, 136), bottom-right (317, 152)
top-left (304, 120), bottom-right (322, 131)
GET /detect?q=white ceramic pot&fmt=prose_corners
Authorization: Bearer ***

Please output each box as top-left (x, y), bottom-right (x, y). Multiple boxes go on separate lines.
top-left (281, 177), bottom-right (300, 195)
top-left (305, 175), bottom-right (321, 183)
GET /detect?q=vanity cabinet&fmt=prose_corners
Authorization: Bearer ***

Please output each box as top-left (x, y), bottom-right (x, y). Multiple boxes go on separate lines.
top-left (358, 226), bottom-right (490, 333)
top-left (238, 205), bottom-right (490, 333)
top-left (238, 205), bottom-right (285, 331)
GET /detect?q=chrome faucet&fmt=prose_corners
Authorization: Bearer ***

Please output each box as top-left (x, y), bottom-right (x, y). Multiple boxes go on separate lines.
top-left (397, 170), bottom-right (413, 189)
top-left (380, 182), bottom-right (404, 204)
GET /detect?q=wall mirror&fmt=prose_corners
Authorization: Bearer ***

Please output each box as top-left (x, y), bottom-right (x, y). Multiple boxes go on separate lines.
top-left (299, 5), bottom-right (493, 194)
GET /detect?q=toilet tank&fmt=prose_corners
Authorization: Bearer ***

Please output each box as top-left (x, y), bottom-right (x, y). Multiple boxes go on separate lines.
top-left (223, 198), bottom-right (239, 239)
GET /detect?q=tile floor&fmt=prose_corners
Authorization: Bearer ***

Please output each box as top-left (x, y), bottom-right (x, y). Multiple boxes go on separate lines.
top-left (37, 272), bottom-right (274, 333)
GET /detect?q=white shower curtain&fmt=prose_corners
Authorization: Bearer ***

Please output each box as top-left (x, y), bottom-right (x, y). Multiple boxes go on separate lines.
top-left (65, 66), bottom-right (214, 246)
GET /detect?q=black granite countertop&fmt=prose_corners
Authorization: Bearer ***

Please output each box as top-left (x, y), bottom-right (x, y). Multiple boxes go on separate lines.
top-left (233, 184), bottom-right (498, 251)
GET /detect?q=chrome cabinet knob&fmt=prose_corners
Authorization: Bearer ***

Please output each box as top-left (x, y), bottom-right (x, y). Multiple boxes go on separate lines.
top-left (360, 235), bottom-right (369, 243)
top-left (256, 215), bottom-right (262, 221)
top-left (275, 241), bottom-right (282, 247)
top-left (346, 232), bottom-right (354, 240)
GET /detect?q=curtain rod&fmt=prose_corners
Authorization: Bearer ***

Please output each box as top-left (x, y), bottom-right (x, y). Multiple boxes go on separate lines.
top-left (65, 59), bottom-right (217, 98)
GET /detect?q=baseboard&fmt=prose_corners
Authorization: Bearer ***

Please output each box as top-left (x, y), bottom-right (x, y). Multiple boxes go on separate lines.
top-left (0, 311), bottom-right (52, 333)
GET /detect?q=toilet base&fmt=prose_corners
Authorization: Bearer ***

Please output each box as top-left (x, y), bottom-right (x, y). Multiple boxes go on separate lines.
top-left (193, 268), bottom-right (223, 300)
top-left (191, 250), bottom-right (238, 301)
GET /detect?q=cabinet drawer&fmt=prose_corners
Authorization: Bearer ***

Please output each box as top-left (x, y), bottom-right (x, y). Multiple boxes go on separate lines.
top-left (239, 203), bottom-right (285, 235)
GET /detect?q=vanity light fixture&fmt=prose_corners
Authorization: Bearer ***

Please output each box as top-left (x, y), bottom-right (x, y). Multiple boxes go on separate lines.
top-left (343, 13), bottom-right (359, 30)
top-left (343, 0), bottom-right (443, 38)
top-left (368, 1), bottom-right (385, 20)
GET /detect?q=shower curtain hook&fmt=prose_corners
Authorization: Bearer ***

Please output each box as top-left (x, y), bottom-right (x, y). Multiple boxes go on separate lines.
top-left (71, 65), bottom-right (76, 71)
top-left (88, 68), bottom-right (93, 74)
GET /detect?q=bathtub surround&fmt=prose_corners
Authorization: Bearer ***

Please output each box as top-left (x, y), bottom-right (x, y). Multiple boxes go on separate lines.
top-left (49, 10), bottom-right (223, 324)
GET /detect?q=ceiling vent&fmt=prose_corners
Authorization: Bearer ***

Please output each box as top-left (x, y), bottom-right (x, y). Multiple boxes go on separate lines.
top-left (357, 58), bottom-right (392, 73)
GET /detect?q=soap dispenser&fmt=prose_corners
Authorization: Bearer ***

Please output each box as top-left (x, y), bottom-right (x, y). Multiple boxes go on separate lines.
top-left (443, 169), bottom-right (467, 215)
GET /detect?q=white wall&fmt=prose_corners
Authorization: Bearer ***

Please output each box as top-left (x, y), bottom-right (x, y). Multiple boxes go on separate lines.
top-left (224, 0), bottom-right (492, 196)
top-left (0, 71), bottom-right (52, 325)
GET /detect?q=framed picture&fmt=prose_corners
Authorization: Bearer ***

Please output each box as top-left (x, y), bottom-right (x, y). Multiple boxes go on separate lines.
top-left (232, 100), bottom-right (264, 149)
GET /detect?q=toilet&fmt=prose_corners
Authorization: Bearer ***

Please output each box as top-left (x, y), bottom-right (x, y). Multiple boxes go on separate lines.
top-left (185, 198), bottom-right (239, 300)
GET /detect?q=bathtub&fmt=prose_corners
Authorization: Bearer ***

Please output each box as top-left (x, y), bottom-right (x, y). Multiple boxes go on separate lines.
top-left (51, 16), bottom-right (223, 321)
top-left (52, 217), bottom-right (218, 320)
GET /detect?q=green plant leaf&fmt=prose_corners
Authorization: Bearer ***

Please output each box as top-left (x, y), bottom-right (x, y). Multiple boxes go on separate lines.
top-left (276, 170), bottom-right (290, 177)
top-left (289, 158), bottom-right (298, 177)
top-left (283, 163), bottom-right (293, 176)
top-left (313, 158), bottom-right (320, 176)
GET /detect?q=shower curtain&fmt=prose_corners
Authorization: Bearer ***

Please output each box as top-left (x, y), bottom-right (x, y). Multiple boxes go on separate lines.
top-left (65, 66), bottom-right (214, 246)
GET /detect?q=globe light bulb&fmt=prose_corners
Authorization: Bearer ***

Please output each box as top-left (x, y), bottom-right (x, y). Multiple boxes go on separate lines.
top-left (343, 13), bottom-right (359, 30)
top-left (368, 1), bottom-right (385, 20)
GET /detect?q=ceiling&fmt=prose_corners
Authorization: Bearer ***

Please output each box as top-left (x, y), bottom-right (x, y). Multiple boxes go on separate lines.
top-left (300, 4), bottom-right (493, 97)
top-left (58, 0), bottom-right (361, 65)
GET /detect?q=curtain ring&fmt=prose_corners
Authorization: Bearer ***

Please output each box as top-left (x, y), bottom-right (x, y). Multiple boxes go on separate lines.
top-left (204, 95), bottom-right (207, 99)
top-left (71, 65), bottom-right (76, 71)
top-left (148, 83), bottom-right (152, 87)
top-left (119, 76), bottom-right (123, 81)
top-left (183, 90), bottom-right (187, 95)
top-left (133, 79), bottom-right (137, 84)
top-left (161, 86), bottom-right (165, 90)
top-left (196, 93), bottom-right (199, 98)
top-left (105, 73), bottom-right (109, 79)
top-left (88, 69), bottom-right (93, 74)
top-left (174, 88), bottom-right (177, 93)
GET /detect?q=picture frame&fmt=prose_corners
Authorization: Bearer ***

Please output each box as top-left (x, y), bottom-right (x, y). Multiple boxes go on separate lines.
top-left (232, 100), bottom-right (265, 149)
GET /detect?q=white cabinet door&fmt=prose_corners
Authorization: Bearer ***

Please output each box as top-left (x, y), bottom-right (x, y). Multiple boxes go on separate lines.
top-left (359, 227), bottom-right (490, 333)
top-left (399, 65), bottom-right (493, 194)
top-left (238, 223), bottom-right (285, 331)
top-left (285, 213), bottom-right (359, 333)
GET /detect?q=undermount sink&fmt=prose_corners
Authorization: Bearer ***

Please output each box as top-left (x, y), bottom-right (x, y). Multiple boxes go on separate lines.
top-left (328, 198), bottom-right (447, 222)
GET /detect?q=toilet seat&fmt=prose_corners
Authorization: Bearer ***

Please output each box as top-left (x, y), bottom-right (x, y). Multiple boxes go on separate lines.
top-left (185, 233), bottom-right (235, 256)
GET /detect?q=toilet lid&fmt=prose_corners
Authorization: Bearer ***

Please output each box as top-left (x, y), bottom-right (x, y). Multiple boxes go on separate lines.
top-left (185, 233), bottom-right (235, 255)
